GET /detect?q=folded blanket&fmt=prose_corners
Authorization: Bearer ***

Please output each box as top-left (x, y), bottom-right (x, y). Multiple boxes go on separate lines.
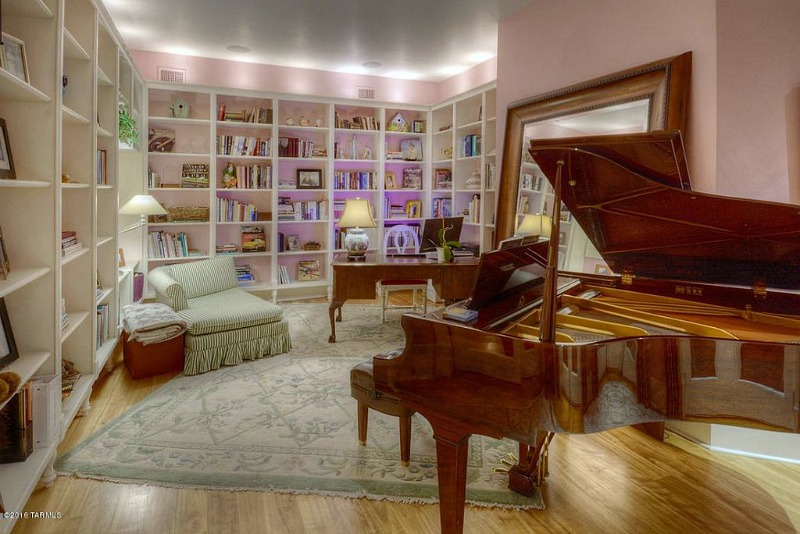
top-left (123, 303), bottom-right (188, 345)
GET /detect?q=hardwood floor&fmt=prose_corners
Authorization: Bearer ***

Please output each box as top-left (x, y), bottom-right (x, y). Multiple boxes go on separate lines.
top-left (12, 296), bottom-right (800, 534)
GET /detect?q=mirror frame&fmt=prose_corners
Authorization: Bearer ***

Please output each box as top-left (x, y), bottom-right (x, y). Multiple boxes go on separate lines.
top-left (495, 52), bottom-right (692, 245)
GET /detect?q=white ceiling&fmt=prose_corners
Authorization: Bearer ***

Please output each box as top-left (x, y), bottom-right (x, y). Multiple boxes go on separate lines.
top-left (101, 0), bottom-right (533, 82)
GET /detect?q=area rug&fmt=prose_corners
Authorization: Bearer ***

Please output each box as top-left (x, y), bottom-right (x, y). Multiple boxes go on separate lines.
top-left (56, 303), bottom-right (543, 509)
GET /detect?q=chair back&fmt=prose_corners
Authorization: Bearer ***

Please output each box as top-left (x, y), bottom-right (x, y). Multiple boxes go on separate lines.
top-left (383, 225), bottom-right (420, 254)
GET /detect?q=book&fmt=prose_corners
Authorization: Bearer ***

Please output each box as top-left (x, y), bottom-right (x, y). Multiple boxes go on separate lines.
top-left (298, 260), bottom-right (321, 281)
top-left (442, 305), bottom-right (479, 323)
top-left (241, 225), bottom-right (267, 253)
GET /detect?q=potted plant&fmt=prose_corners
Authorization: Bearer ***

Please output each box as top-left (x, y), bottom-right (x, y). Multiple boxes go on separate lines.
top-left (430, 221), bottom-right (461, 263)
top-left (118, 101), bottom-right (139, 148)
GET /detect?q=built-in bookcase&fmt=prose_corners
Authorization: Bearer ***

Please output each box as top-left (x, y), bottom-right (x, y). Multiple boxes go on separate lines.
top-left (143, 83), bottom-right (497, 301)
top-left (0, 2), bottom-right (142, 532)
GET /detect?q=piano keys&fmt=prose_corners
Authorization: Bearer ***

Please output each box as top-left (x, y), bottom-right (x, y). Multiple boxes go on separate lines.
top-left (370, 131), bottom-right (800, 533)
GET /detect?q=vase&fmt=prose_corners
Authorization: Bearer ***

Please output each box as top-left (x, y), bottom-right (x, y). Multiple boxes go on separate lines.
top-left (436, 246), bottom-right (452, 263)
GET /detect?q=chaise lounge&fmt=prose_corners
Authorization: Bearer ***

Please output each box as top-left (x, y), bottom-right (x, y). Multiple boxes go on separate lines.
top-left (148, 256), bottom-right (291, 375)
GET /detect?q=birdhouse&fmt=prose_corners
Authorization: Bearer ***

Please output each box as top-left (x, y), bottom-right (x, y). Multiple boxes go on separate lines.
top-left (387, 112), bottom-right (407, 132)
top-left (169, 98), bottom-right (191, 119)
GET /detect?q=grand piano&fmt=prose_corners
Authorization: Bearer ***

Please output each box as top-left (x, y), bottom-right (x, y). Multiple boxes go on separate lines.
top-left (371, 131), bottom-right (800, 533)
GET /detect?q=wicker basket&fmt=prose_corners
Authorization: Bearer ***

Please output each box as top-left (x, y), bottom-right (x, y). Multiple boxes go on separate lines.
top-left (167, 206), bottom-right (209, 222)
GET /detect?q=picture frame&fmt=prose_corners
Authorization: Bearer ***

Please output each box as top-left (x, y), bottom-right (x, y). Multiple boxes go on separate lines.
top-left (0, 225), bottom-right (10, 280)
top-left (384, 171), bottom-right (398, 190)
top-left (297, 259), bottom-right (321, 281)
top-left (0, 297), bottom-right (19, 369)
top-left (286, 235), bottom-right (301, 251)
top-left (118, 248), bottom-right (126, 268)
top-left (297, 168), bottom-right (322, 189)
top-left (0, 33), bottom-right (29, 84)
top-left (434, 168), bottom-right (452, 190)
top-left (402, 167), bottom-right (422, 190)
top-left (400, 138), bottom-right (423, 161)
top-left (0, 118), bottom-right (16, 180)
top-left (405, 200), bottom-right (421, 219)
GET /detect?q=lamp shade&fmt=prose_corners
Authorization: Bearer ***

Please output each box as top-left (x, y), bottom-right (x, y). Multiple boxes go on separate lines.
top-left (517, 213), bottom-right (552, 238)
top-left (119, 194), bottom-right (168, 216)
top-left (339, 198), bottom-right (376, 261)
top-left (338, 198), bottom-right (377, 229)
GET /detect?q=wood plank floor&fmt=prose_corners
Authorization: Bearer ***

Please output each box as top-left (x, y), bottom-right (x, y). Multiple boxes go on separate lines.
top-left (12, 296), bottom-right (800, 534)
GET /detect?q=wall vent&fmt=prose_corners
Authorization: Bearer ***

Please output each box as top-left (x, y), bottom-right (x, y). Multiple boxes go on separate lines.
top-left (158, 67), bottom-right (187, 84)
top-left (357, 87), bottom-right (376, 100)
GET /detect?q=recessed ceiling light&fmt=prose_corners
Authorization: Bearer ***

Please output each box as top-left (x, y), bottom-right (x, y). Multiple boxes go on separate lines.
top-left (362, 61), bottom-right (381, 69)
top-left (227, 45), bottom-right (250, 54)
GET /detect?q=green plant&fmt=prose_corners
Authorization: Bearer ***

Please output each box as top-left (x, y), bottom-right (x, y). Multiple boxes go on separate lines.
top-left (118, 102), bottom-right (139, 147)
top-left (429, 224), bottom-right (461, 262)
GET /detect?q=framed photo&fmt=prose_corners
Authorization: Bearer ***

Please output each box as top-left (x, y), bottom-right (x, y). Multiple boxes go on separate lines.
top-left (0, 33), bottom-right (29, 83)
top-left (298, 259), bottom-right (321, 281)
top-left (402, 167), bottom-right (422, 189)
top-left (400, 138), bottom-right (423, 161)
top-left (0, 298), bottom-right (19, 369)
top-left (594, 264), bottom-right (610, 275)
top-left (384, 171), bottom-right (398, 190)
top-left (118, 248), bottom-right (126, 268)
top-left (286, 235), bottom-right (301, 251)
top-left (0, 225), bottom-right (9, 280)
top-left (434, 168), bottom-right (452, 190)
top-left (0, 118), bottom-right (16, 180)
top-left (405, 200), bottom-right (421, 219)
top-left (297, 168), bottom-right (322, 189)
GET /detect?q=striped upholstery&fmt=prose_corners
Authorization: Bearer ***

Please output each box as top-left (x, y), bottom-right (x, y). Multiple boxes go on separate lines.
top-left (165, 256), bottom-right (238, 299)
top-left (181, 289), bottom-right (284, 335)
top-left (147, 256), bottom-right (291, 376)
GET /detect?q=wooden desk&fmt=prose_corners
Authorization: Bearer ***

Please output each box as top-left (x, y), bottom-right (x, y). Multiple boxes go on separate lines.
top-left (329, 254), bottom-right (479, 342)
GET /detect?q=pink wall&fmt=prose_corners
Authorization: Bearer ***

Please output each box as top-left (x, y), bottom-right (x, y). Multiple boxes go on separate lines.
top-left (436, 57), bottom-right (498, 102)
top-left (131, 50), bottom-right (441, 105)
top-left (496, 0), bottom-right (718, 193)
top-left (716, 0), bottom-right (800, 203)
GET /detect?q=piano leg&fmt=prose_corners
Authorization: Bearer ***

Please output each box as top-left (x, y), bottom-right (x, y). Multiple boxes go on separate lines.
top-left (431, 424), bottom-right (471, 534)
top-left (508, 430), bottom-right (555, 497)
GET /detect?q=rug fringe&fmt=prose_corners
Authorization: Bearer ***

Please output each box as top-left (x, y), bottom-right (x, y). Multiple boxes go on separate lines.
top-left (54, 471), bottom-right (543, 511)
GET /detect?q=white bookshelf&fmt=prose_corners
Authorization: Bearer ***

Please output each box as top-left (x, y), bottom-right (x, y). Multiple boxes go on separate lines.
top-left (0, 1), bottom-right (144, 531)
top-left (144, 83), bottom-right (498, 300)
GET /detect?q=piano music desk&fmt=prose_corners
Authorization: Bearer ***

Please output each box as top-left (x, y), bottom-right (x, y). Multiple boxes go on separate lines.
top-left (329, 253), bottom-right (479, 342)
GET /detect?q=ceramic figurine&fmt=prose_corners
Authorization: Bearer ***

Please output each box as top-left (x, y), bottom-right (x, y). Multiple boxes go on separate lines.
top-left (222, 161), bottom-right (238, 188)
top-left (285, 117), bottom-right (295, 126)
top-left (315, 119), bottom-right (323, 127)
top-left (299, 116), bottom-right (310, 126)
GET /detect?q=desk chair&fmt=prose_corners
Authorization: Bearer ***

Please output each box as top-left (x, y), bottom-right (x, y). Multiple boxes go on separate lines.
top-left (379, 225), bottom-right (428, 322)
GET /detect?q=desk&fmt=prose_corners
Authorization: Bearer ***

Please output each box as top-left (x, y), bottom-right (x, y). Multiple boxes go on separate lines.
top-left (329, 254), bottom-right (479, 342)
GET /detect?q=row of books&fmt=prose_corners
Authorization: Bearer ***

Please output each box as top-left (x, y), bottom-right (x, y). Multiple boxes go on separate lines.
top-left (216, 135), bottom-right (272, 157)
top-left (277, 264), bottom-right (292, 284)
top-left (277, 197), bottom-right (329, 221)
top-left (60, 298), bottom-right (69, 331)
top-left (431, 197), bottom-right (453, 218)
top-left (219, 163), bottom-right (272, 189)
top-left (217, 198), bottom-right (259, 222)
top-left (148, 231), bottom-right (190, 258)
top-left (96, 303), bottom-right (110, 350)
top-left (96, 149), bottom-right (107, 185)
top-left (460, 134), bottom-right (482, 158)
top-left (218, 105), bottom-right (272, 124)
top-left (468, 194), bottom-right (481, 224)
top-left (61, 231), bottom-right (83, 257)
top-left (333, 170), bottom-right (378, 190)
top-left (278, 137), bottom-right (317, 158)
top-left (236, 264), bottom-right (255, 285)
top-left (520, 172), bottom-right (544, 191)
top-left (334, 113), bottom-right (380, 131)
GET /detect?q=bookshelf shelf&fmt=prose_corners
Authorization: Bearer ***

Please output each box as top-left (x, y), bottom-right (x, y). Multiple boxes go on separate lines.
top-left (61, 374), bottom-right (96, 436)
top-left (0, 179), bottom-right (51, 188)
top-left (0, 445), bottom-right (59, 529)
top-left (0, 351), bottom-right (50, 412)
top-left (62, 105), bottom-right (90, 125)
top-left (60, 247), bottom-right (90, 266)
top-left (61, 311), bottom-right (90, 343)
top-left (95, 337), bottom-right (119, 370)
top-left (63, 28), bottom-right (90, 61)
top-left (96, 287), bottom-right (113, 304)
top-left (0, 70), bottom-right (51, 102)
top-left (97, 236), bottom-right (114, 247)
top-left (0, 267), bottom-right (51, 298)
top-left (62, 182), bottom-right (90, 189)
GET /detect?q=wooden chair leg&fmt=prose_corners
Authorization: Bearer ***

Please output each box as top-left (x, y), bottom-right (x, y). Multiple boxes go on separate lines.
top-left (399, 414), bottom-right (412, 465)
top-left (357, 402), bottom-right (368, 445)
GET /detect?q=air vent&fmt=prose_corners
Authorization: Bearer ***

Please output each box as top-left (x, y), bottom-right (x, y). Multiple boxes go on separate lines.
top-left (357, 87), bottom-right (376, 100)
top-left (158, 67), bottom-right (187, 84)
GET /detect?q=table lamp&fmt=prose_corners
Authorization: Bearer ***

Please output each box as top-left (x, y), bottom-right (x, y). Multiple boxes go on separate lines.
top-left (119, 194), bottom-right (168, 225)
top-left (338, 198), bottom-right (376, 261)
top-left (516, 213), bottom-right (552, 238)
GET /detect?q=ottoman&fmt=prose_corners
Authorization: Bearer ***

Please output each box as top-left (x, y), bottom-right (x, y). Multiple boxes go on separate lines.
top-left (123, 331), bottom-right (185, 379)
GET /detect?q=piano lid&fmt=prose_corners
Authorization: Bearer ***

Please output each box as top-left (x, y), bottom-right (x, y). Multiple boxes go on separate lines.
top-left (529, 131), bottom-right (800, 290)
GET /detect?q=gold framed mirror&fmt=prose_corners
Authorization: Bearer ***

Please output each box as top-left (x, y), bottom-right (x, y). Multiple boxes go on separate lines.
top-left (495, 52), bottom-right (692, 246)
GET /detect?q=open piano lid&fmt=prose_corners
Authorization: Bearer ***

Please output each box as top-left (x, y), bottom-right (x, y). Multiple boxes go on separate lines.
top-left (529, 131), bottom-right (800, 290)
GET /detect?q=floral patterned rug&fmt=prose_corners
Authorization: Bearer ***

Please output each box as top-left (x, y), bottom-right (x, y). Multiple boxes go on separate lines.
top-left (55, 303), bottom-right (543, 509)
